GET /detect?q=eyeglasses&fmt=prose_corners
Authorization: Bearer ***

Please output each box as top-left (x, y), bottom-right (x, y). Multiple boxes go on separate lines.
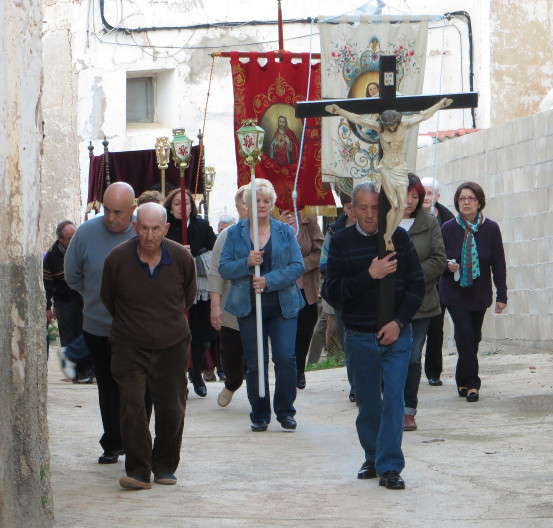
top-left (458, 196), bottom-right (477, 203)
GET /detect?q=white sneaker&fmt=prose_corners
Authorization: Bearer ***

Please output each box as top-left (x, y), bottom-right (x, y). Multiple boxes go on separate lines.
top-left (217, 388), bottom-right (234, 407)
top-left (63, 359), bottom-right (76, 380)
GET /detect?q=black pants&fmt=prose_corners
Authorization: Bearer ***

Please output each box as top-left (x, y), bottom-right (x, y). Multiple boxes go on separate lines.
top-left (55, 295), bottom-right (83, 347)
top-left (82, 331), bottom-right (122, 453)
top-left (424, 305), bottom-right (446, 380)
top-left (111, 338), bottom-right (189, 481)
top-left (447, 305), bottom-right (486, 390)
top-left (220, 326), bottom-right (244, 392)
top-left (295, 296), bottom-right (319, 379)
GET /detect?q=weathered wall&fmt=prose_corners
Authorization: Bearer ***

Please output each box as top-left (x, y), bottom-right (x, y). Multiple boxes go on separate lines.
top-left (0, 0), bottom-right (54, 526)
top-left (490, 0), bottom-right (553, 126)
top-left (417, 109), bottom-right (553, 349)
top-left (41, 0), bottom-right (81, 246)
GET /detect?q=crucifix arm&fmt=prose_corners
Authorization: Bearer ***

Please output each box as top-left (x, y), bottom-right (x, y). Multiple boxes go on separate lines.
top-left (325, 104), bottom-right (380, 132)
top-left (403, 97), bottom-right (453, 127)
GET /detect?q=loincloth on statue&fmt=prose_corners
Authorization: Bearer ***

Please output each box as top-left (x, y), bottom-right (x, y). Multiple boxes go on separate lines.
top-left (379, 165), bottom-right (408, 187)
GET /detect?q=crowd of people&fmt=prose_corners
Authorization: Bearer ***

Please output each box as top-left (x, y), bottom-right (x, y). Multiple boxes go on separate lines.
top-left (43, 175), bottom-right (507, 491)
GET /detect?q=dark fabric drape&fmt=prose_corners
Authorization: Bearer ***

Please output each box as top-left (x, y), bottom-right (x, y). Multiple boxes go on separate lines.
top-left (87, 146), bottom-right (204, 210)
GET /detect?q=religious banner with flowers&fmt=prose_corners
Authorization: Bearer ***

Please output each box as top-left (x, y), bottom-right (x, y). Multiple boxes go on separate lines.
top-left (230, 52), bottom-right (335, 214)
top-left (319, 19), bottom-right (429, 197)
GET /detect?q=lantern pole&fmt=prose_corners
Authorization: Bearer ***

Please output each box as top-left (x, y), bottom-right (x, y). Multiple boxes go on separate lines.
top-left (236, 119), bottom-right (266, 398)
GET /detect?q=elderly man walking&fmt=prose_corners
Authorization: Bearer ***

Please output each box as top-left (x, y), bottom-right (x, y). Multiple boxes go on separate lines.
top-left (65, 182), bottom-right (137, 464)
top-left (324, 182), bottom-right (424, 490)
top-left (101, 203), bottom-right (196, 490)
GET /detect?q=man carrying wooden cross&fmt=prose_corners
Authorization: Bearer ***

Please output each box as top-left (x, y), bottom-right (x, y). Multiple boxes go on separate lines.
top-left (325, 96), bottom-right (452, 251)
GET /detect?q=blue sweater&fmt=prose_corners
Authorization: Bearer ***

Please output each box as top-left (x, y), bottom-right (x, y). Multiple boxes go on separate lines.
top-left (324, 224), bottom-right (425, 333)
top-left (64, 216), bottom-right (135, 336)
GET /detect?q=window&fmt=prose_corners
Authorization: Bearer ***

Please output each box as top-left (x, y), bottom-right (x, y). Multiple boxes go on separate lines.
top-left (126, 77), bottom-right (154, 123)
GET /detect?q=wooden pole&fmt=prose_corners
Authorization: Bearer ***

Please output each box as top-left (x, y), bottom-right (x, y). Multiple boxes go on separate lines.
top-left (179, 165), bottom-right (189, 245)
top-left (277, 0), bottom-right (284, 53)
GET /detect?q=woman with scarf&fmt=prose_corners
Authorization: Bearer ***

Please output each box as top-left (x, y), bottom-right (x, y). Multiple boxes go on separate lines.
top-left (165, 188), bottom-right (217, 397)
top-left (440, 182), bottom-right (507, 403)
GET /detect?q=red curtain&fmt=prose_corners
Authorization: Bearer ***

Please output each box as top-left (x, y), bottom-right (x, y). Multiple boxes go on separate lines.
top-left (86, 146), bottom-right (204, 211)
top-left (231, 52), bottom-right (335, 214)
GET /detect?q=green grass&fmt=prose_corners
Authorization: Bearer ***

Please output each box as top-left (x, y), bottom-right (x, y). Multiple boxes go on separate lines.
top-left (305, 353), bottom-right (345, 371)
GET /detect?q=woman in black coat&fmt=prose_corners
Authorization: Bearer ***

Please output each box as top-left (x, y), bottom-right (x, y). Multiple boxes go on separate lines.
top-left (165, 188), bottom-right (217, 397)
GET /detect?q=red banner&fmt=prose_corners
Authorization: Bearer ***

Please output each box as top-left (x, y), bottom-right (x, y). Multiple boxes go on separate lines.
top-left (231, 52), bottom-right (335, 214)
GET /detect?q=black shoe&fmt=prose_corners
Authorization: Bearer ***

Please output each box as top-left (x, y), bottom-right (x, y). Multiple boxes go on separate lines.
top-left (428, 378), bottom-right (443, 386)
top-left (349, 392), bottom-right (356, 403)
top-left (357, 461), bottom-right (377, 479)
top-left (297, 373), bottom-right (306, 390)
top-left (250, 421), bottom-right (269, 432)
top-left (457, 387), bottom-right (468, 397)
top-left (466, 390), bottom-right (479, 402)
top-left (98, 448), bottom-right (124, 464)
top-left (379, 471), bottom-right (405, 490)
top-left (191, 379), bottom-right (207, 397)
top-left (279, 417), bottom-right (297, 431)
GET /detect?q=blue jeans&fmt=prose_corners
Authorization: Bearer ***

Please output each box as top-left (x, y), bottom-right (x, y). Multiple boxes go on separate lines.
top-left (346, 325), bottom-right (412, 474)
top-left (335, 309), bottom-right (355, 395)
top-left (404, 318), bottom-right (431, 416)
top-left (238, 299), bottom-right (298, 424)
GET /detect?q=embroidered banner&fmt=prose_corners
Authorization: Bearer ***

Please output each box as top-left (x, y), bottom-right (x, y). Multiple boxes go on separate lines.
top-left (230, 52), bottom-right (335, 214)
top-left (319, 19), bottom-right (428, 196)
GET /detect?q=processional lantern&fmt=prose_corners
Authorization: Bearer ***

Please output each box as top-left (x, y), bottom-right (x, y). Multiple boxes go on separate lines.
top-left (171, 128), bottom-right (193, 245)
top-left (155, 136), bottom-right (171, 197)
top-left (236, 119), bottom-right (266, 398)
top-left (204, 166), bottom-right (216, 218)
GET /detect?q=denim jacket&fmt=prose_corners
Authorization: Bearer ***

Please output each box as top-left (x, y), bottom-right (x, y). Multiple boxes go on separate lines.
top-left (219, 217), bottom-right (305, 319)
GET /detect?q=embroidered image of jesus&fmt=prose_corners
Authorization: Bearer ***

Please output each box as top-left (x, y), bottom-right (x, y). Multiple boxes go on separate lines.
top-left (269, 115), bottom-right (300, 165)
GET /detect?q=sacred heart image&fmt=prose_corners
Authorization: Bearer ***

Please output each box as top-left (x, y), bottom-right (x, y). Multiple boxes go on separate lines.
top-left (261, 103), bottom-right (302, 166)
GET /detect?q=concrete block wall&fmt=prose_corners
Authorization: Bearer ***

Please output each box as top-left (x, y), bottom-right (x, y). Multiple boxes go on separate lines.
top-left (417, 109), bottom-right (553, 349)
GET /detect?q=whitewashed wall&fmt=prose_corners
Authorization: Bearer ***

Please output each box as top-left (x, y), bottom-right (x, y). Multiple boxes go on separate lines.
top-left (417, 109), bottom-right (553, 348)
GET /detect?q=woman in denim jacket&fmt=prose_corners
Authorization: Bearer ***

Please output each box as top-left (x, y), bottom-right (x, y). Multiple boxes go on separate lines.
top-left (219, 179), bottom-right (305, 432)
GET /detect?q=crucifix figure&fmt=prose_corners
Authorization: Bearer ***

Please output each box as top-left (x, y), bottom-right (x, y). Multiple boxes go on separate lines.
top-left (296, 55), bottom-right (478, 327)
top-left (325, 96), bottom-right (452, 251)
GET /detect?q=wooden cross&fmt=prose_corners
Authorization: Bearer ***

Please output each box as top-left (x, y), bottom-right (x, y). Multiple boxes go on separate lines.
top-left (296, 55), bottom-right (478, 328)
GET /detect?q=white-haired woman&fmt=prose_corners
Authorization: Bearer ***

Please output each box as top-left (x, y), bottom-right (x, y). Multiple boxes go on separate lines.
top-left (219, 179), bottom-right (305, 432)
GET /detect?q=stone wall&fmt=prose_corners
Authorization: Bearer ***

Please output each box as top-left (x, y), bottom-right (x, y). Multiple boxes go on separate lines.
top-left (417, 109), bottom-right (553, 349)
top-left (0, 0), bottom-right (54, 526)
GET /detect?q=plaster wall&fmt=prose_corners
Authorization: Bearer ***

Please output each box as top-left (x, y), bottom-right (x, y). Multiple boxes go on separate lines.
top-left (42, 0), bottom-right (81, 245)
top-left (490, 0), bottom-right (553, 126)
top-left (0, 0), bottom-right (54, 525)
top-left (417, 109), bottom-right (553, 348)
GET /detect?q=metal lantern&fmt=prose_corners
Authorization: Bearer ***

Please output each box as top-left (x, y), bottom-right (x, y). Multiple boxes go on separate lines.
top-left (171, 127), bottom-right (193, 245)
top-left (155, 136), bottom-right (171, 197)
top-left (236, 119), bottom-right (265, 167)
top-left (204, 166), bottom-right (216, 193)
top-left (171, 128), bottom-right (193, 169)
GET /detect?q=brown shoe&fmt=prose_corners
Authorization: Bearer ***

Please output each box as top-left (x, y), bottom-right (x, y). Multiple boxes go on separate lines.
top-left (119, 476), bottom-right (152, 490)
top-left (403, 415), bottom-right (417, 431)
top-left (203, 369), bottom-right (216, 382)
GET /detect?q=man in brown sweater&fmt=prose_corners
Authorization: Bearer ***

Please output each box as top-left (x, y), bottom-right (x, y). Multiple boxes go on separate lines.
top-left (101, 202), bottom-right (196, 490)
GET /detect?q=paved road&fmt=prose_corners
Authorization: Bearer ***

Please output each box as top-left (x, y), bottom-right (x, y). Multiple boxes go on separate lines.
top-left (49, 348), bottom-right (553, 527)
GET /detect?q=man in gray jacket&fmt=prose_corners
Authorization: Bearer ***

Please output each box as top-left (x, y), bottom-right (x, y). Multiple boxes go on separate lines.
top-left (65, 182), bottom-right (136, 464)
